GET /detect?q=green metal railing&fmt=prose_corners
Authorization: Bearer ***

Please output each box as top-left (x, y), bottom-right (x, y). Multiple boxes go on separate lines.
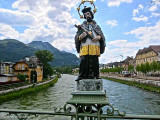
top-left (0, 104), bottom-right (160, 120)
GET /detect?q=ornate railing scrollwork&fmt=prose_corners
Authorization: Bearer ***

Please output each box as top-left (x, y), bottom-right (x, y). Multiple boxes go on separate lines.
top-left (64, 104), bottom-right (76, 114)
top-left (1, 104), bottom-right (160, 119)
top-left (98, 104), bottom-right (126, 116)
top-left (76, 104), bottom-right (99, 114)
top-left (53, 106), bottom-right (63, 113)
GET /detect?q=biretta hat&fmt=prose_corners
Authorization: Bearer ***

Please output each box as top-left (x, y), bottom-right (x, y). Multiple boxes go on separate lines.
top-left (82, 6), bottom-right (92, 14)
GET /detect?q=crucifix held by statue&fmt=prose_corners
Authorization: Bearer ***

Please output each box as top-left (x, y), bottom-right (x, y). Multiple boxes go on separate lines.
top-left (75, 6), bottom-right (106, 81)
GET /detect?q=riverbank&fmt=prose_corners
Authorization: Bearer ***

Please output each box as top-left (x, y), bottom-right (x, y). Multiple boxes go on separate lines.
top-left (0, 77), bottom-right (58, 104)
top-left (102, 75), bottom-right (160, 93)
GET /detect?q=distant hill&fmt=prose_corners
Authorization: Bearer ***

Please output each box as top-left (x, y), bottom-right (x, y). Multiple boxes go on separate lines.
top-left (0, 39), bottom-right (36, 62)
top-left (0, 39), bottom-right (79, 66)
top-left (28, 41), bottom-right (80, 66)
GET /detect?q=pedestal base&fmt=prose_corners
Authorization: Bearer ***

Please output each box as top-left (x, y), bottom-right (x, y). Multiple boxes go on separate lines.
top-left (77, 79), bottom-right (103, 91)
top-left (67, 90), bottom-right (109, 105)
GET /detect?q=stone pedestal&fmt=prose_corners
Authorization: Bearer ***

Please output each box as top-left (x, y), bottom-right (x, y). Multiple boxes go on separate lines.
top-left (66, 78), bottom-right (109, 120)
top-left (77, 79), bottom-right (103, 91)
top-left (67, 79), bottom-right (109, 105)
top-left (67, 90), bottom-right (108, 104)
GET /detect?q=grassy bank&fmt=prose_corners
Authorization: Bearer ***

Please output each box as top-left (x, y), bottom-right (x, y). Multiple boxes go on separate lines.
top-left (0, 77), bottom-right (58, 104)
top-left (103, 77), bottom-right (160, 93)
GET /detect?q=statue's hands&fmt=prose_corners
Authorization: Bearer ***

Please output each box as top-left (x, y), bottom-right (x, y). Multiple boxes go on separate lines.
top-left (92, 35), bottom-right (101, 42)
top-left (79, 32), bottom-right (87, 40)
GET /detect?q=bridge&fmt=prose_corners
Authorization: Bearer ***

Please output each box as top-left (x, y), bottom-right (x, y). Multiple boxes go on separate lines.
top-left (0, 76), bottom-right (160, 120)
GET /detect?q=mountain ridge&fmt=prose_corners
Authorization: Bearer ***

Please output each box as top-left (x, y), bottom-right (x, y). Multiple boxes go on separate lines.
top-left (0, 39), bottom-right (79, 66)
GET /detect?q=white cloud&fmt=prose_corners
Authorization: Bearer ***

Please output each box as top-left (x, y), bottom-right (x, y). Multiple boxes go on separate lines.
top-left (138, 4), bottom-right (143, 10)
top-left (107, 0), bottom-right (133, 7)
top-left (132, 4), bottom-right (143, 17)
top-left (100, 45), bottom-right (137, 63)
top-left (51, 38), bottom-right (76, 54)
top-left (151, 12), bottom-right (160, 17)
top-left (0, 23), bottom-right (19, 40)
top-left (149, 5), bottom-right (158, 12)
top-left (0, 0), bottom-right (81, 52)
top-left (0, 8), bottom-right (36, 26)
top-left (106, 20), bottom-right (118, 27)
top-left (99, 39), bottom-right (141, 63)
top-left (132, 15), bottom-right (148, 22)
top-left (129, 21), bottom-right (160, 45)
top-left (100, 20), bottom-right (160, 63)
top-left (132, 4), bottom-right (150, 23)
top-left (133, 9), bottom-right (139, 17)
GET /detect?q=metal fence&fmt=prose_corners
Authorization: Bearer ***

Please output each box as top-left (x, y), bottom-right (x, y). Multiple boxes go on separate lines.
top-left (0, 104), bottom-right (160, 120)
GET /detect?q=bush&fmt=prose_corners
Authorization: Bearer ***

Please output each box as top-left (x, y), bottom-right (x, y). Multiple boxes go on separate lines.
top-left (18, 74), bottom-right (26, 81)
top-left (136, 61), bottom-right (160, 75)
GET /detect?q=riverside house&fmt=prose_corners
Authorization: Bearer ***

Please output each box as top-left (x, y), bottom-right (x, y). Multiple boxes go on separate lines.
top-left (12, 57), bottom-right (43, 83)
top-left (118, 56), bottom-right (133, 71)
top-left (136, 45), bottom-right (160, 65)
top-left (0, 62), bottom-right (14, 74)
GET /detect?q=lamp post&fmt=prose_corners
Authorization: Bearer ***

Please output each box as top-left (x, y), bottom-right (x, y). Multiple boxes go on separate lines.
top-left (33, 75), bottom-right (35, 84)
top-left (33, 74), bottom-right (36, 87)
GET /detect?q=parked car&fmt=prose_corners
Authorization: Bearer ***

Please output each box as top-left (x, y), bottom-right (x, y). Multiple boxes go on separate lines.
top-left (122, 71), bottom-right (131, 77)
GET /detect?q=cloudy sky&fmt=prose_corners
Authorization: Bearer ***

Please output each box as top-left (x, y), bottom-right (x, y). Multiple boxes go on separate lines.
top-left (0, 0), bottom-right (160, 64)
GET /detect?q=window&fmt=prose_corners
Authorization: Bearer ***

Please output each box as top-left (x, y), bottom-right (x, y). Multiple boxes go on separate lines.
top-left (155, 56), bottom-right (157, 61)
top-left (22, 64), bottom-right (25, 70)
top-left (18, 64), bottom-right (21, 69)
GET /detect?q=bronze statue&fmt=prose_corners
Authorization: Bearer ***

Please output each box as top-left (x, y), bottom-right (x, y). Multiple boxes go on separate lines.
top-left (75, 5), bottom-right (106, 81)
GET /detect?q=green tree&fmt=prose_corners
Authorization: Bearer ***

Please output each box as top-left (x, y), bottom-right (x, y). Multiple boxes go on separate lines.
top-left (18, 74), bottom-right (26, 81)
top-left (35, 50), bottom-right (54, 64)
top-left (35, 50), bottom-right (54, 78)
top-left (151, 61), bottom-right (158, 72)
top-left (136, 64), bottom-right (140, 72)
top-left (157, 62), bottom-right (160, 71)
top-left (54, 66), bottom-right (73, 74)
top-left (44, 64), bottom-right (54, 76)
top-left (140, 63), bottom-right (146, 74)
top-left (145, 62), bottom-right (151, 73)
top-left (128, 65), bottom-right (134, 72)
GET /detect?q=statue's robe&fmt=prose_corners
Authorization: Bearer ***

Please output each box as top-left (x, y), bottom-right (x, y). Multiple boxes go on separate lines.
top-left (75, 20), bottom-right (106, 79)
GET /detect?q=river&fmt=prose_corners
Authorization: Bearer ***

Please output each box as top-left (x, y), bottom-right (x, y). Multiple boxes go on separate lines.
top-left (0, 74), bottom-right (160, 120)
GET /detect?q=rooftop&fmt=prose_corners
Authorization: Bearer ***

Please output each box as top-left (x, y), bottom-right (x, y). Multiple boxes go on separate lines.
top-left (13, 56), bottom-right (43, 68)
top-left (136, 45), bottom-right (160, 55)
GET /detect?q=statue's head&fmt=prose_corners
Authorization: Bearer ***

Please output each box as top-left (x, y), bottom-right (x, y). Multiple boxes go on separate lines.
top-left (82, 6), bottom-right (94, 22)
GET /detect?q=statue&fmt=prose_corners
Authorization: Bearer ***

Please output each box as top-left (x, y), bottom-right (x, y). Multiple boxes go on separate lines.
top-left (75, 3), bottom-right (106, 81)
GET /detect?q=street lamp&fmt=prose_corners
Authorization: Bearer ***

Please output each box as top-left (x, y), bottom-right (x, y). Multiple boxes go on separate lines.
top-left (33, 75), bottom-right (35, 84)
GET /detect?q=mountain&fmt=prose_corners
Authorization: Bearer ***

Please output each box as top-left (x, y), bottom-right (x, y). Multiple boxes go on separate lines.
top-left (0, 39), bottom-right (79, 66)
top-left (0, 39), bottom-right (36, 62)
top-left (28, 41), bottom-right (80, 66)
